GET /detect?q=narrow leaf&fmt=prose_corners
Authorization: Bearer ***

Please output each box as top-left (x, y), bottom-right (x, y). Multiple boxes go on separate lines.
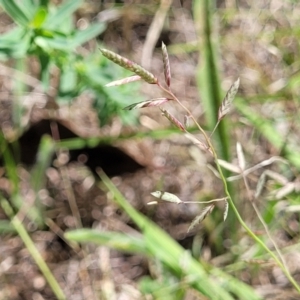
top-left (124, 98), bottom-right (170, 110)
top-left (151, 191), bottom-right (182, 204)
top-left (188, 205), bottom-right (215, 232)
top-left (236, 142), bottom-right (246, 171)
top-left (162, 42), bottom-right (171, 87)
top-left (218, 78), bottom-right (240, 121)
top-left (0, 0), bottom-right (30, 26)
top-left (66, 229), bottom-right (148, 254)
top-left (223, 199), bottom-right (229, 221)
top-left (105, 75), bottom-right (141, 87)
top-left (218, 159), bottom-right (241, 174)
top-left (44, 0), bottom-right (83, 29)
top-left (160, 108), bottom-right (185, 131)
top-left (254, 172), bottom-right (267, 199)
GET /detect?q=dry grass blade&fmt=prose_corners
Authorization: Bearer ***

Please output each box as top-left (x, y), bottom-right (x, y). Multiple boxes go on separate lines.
top-left (124, 98), bottom-right (170, 110)
top-left (160, 108), bottom-right (185, 131)
top-left (162, 42), bottom-right (171, 87)
top-left (188, 205), bottom-right (215, 232)
top-left (100, 48), bottom-right (158, 84)
top-left (105, 75), bottom-right (141, 87)
top-left (255, 172), bottom-right (267, 199)
top-left (184, 132), bottom-right (211, 154)
top-left (218, 78), bottom-right (240, 121)
top-left (184, 115), bottom-right (191, 128)
top-left (150, 191), bottom-right (183, 204)
top-left (223, 199), bottom-right (229, 221)
top-left (227, 157), bottom-right (288, 182)
top-left (236, 142), bottom-right (246, 171)
top-left (217, 159), bottom-right (240, 174)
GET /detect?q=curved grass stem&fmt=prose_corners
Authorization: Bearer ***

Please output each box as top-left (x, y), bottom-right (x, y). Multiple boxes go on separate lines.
top-left (156, 81), bottom-right (300, 293)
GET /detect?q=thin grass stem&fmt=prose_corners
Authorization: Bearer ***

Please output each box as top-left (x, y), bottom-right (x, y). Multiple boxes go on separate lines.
top-left (156, 81), bottom-right (300, 293)
top-left (1, 198), bottom-right (66, 300)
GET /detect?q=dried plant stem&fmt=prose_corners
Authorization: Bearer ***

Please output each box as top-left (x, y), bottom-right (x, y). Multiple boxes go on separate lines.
top-left (156, 82), bottom-right (300, 293)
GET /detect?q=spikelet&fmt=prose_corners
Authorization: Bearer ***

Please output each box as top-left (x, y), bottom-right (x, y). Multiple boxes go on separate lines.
top-left (100, 49), bottom-right (158, 84)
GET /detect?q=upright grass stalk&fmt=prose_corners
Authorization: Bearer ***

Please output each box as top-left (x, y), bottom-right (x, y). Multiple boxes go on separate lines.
top-left (157, 84), bottom-right (300, 293)
top-left (193, 0), bottom-right (230, 161)
top-left (192, 0), bottom-right (238, 246)
top-left (99, 44), bottom-right (300, 293)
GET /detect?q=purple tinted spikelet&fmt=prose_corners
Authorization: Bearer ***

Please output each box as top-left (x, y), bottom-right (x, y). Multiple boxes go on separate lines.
top-left (124, 98), bottom-right (170, 110)
top-left (160, 108), bottom-right (185, 132)
top-left (100, 49), bottom-right (158, 84)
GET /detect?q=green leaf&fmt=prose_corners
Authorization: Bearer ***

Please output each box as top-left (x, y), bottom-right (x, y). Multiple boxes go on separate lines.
top-left (34, 36), bottom-right (69, 50)
top-left (28, 136), bottom-right (55, 227)
top-left (0, 133), bottom-right (19, 195)
top-left (0, 0), bottom-right (30, 26)
top-left (30, 7), bottom-right (48, 28)
top-left (30, 135), bottom-right (55, 193)
top-left (66, 229), bottom-right (149, 254)
top-left (38, 54), bottom-right (51, 91)
top-left (44, 0), bottom-right (83, 29)
top-left (58, 65), bottom-right (78, 102)
top-left (70, 23), bottom-right (106, 48)
top-left (0, 28), bottom-right (31, 59)
top-left (36, 23), bottom-right (105, 51)
top-left (17, 0), bottom-right (37, 21)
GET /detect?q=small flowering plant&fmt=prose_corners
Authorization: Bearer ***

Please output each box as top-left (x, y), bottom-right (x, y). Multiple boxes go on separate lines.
top-left (100, 43), bottom-right (300, 292)
top-left (100, 44), bottom-right (239, 228)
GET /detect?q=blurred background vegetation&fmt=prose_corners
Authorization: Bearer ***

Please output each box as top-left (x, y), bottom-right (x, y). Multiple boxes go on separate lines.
top-left (0, 0), bottom-right (300, 299)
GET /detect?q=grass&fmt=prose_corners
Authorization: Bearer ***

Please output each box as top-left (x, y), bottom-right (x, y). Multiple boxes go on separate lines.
top-left (1, 1), bottom-right (300, 299)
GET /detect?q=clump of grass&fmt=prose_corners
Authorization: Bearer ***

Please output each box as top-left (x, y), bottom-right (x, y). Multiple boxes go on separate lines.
top-left (99, 43), bottom-right (300, 294)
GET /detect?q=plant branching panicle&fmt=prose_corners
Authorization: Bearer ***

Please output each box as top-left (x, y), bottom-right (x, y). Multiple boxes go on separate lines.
top-left (100, 44), bottom-right (300, 293)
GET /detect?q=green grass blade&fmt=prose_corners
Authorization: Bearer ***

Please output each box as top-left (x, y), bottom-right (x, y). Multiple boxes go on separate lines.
top-left (16, 0), bottom-right (37, 21)
top-left (193, 0), bottom-right (230, 161)
top-left (97, 171), bottom-right (262, 300)
top-left (1, 198), bottom-right (66, 300)
top-left (0, 0), bottom-right (30, 26)
top-left (193, 0), bottom-right (237, 244)
top-left (29, 136), bottom-right (55, 226)
top-left (66, 229), bottom-right (149, 254)
top-left (44, 0), bottom-right (83, 29)
top-left (70, 23), bottom-right (106, 48)
top-left (56, 127), bottom-right (200, 150)
top-left (0, 133), bottom-right (19, 196)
